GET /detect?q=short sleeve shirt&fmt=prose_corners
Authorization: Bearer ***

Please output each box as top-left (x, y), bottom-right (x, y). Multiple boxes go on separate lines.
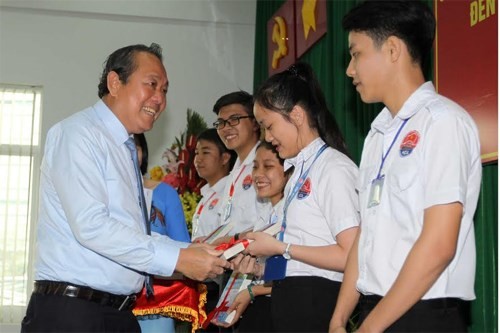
top-left (283, 138), bottom-right (360, 282)
top-left (218, 143), bottom-right (269, 234)
top-left (356, 82), bottom-right (482, 300)
top-left (191, 176), bottom-right (229, 239)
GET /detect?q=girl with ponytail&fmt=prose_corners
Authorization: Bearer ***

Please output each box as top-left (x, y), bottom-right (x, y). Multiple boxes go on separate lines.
top-left (244, 62), bottom-right (360, 332)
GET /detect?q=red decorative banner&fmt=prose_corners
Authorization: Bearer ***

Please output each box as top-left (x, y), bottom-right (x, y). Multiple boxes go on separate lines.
top-left (267, 0), bottom-right (296, 76)
top-left (435, 0), bottom-right (498, 163)
top-left (295, 0), bottom-right (327, 58)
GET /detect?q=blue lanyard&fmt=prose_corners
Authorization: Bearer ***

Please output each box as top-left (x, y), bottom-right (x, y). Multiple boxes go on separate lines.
top-left (376, 119), bottom-right (409, 179)
top-left (279, 144), bottom-right (328, 241)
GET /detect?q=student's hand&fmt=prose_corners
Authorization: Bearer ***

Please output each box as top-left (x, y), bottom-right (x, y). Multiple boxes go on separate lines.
top-left (329, 326), bottom-right (348, 333)
top-left (175, 247), bottom-right (230, 281)
top-left (212, 288), bottom-right (252, 327)
top-left (355, 324), bottom-right (380, 333)
top-left (245, 232), bottom-right (284, 257)
top-left (229, 253), bottom-right (245, 271)
top-left (233, 254), bottom-right (263, 277)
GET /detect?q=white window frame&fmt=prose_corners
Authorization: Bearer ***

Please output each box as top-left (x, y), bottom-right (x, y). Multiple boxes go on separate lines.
top-left (0, 84), bottom-right (42, 326)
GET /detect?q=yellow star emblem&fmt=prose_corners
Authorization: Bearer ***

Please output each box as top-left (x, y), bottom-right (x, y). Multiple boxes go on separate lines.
top-left (302, 0), bottom-right (317, 40)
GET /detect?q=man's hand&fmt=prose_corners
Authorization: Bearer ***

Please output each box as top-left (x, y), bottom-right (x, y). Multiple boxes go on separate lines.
top-left (191, 236), bottom-right (207, 243)
top-left (175, 246), bottom-right (230, 281)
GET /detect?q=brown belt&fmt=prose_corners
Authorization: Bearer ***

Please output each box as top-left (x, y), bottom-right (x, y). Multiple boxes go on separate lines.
top-left (33, 280), bottom-right (137, 311)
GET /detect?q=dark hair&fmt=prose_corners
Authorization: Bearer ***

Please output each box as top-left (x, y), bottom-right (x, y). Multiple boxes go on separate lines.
top-left (254, 62), bottom-right (349, 157)
top-left (98, 43), bottom-right (163, 98)
top-left (213, 91), bottom-right (254, 116)
top-left (342, 0), bottom-right (435, 70)
top-left (197, 128), bottom-right (237, 170)
top-left (256, 140), bottom-right (294, 178)
top-left (134, 133), bottom-right (149, 175)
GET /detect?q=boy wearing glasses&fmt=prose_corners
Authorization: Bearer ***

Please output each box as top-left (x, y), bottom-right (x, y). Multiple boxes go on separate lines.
top-left (202, 92), bottom-right (266, 332)
top-left (212, 91), bottom-right (267, 240)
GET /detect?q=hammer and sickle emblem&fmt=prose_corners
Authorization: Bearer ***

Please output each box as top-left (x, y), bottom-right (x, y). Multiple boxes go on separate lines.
top-left (271, 16), bottom-right (288, 69)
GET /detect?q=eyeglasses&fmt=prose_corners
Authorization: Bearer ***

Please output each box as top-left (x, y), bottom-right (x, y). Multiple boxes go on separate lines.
top-left (213, 115), bottom-right (254, 130)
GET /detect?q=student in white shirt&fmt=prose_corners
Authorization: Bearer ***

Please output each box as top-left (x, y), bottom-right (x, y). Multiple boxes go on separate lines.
top-left (192, 128), bottom-right (236, 241)
top-left (212, 91), bottom-right (267, 241)
top-left (329, 2), bottom-right (482, 333)
top-left (214, 141), bottom-right (291, 332)
top-left (245, 62), bottom-right (360, 332)
top-left (191, 128), bottom-right (237, 333)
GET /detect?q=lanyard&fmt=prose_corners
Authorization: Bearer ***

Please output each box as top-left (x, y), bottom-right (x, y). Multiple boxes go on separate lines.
top-left (194, 191), bottom-right (217, 220)
top-left (269, 209), bottom-right (279, 225)
top-left (279, 144), bottom-right (328, 241)
top-left (376, 119), bottom-right (409, 179)
top-left (228, 165), bottom-right (247, 199)
top-left (223, 165), bottom-right (247, 221)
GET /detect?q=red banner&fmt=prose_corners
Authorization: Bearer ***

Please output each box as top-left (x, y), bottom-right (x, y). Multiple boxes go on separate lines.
top-left (435, 0), bottom-right (498, 163)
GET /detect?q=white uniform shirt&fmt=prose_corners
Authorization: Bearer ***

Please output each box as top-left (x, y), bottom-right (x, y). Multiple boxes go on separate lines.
top-left (283, 138), bottom-right (360, 282)
top-left (356, 82), bottom-right (482, 300)
top-left (218, 143), bottom-right (269, 234)
top-left (191, 176), bottom-right (229, 240)
top-left (254, 198), bottom-right (285, 232)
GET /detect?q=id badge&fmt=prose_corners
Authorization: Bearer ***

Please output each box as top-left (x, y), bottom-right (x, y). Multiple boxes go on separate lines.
top-left (223, 199), bottom-right (232, 221)
top-left (263, 255), bottom-right (287, 282)
top-left (368, 175), bottom-right (385, 208)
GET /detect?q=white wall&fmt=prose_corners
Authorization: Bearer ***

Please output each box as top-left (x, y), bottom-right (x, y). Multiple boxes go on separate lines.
top-left (0, 1), bottom-right (254, 329)
top-left (0, 0), bottom-right (256, 166)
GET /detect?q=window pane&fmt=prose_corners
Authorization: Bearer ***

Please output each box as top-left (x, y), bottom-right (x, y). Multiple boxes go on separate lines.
top-left (0, 84), bottom-right (41, 323)
top-left (0, 88), bottom-right (40, 146)
top-left (0, 156), bottom-right (31, 306)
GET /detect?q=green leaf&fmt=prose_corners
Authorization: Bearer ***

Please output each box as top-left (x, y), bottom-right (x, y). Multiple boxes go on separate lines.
top-left (186, 108), bottom-right (208, 137)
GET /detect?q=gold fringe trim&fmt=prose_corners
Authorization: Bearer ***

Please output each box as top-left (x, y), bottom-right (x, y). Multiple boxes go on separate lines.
top-left (133, 283), bottom-right (208, 333)
top-left (197, 283), bottom-right (208, 329)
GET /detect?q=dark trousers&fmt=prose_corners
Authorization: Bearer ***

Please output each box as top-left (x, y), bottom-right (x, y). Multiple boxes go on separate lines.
top-left (238, 295), bottom-right (273, 332)
top-left (271, 276), bottom-right (341, 332)
top-left (357, 295), bottom-right (470, 332)
top-left (21, 293), bottom-right (140, 332)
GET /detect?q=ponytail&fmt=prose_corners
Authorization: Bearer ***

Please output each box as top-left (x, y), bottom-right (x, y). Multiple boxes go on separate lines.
top-left (254, 62), bottom-right (350, 157)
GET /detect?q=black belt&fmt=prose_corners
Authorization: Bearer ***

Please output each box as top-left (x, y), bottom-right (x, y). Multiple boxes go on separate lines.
top-left (361, 294), bottom-right (464, 310)
top-left (33, 281), bottom-right (137, 311)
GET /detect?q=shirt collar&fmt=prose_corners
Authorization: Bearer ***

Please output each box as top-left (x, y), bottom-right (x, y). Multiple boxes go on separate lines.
top-left (233, 142), bottom-right (259, 169)
top-left (200, 175), bottom-right (228, 197)
top-left (371, 81), bottom-right (436, 136)
top-left (92, 99), bottom-right (129, 146)
top-left (284, 137), bottom-right (325, 171)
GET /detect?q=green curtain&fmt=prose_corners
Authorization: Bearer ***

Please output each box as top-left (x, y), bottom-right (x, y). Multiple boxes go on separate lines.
top-left (472, 163), bottom-right (498, 333)
top-left (253, 1), bottom-right (498, 332)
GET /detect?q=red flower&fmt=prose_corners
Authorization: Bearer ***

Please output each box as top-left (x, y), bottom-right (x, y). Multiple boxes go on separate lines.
top-left (162, 174), bottom-right (180, 190)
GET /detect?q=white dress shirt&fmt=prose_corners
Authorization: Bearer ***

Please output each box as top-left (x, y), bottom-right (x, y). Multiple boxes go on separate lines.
top-left (35, 100), bottom-right (188, 295)
top-left (356, 82), bottom-right (482, 300)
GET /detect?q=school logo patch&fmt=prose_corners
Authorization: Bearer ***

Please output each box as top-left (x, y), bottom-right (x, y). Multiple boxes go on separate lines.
top-left (242, 175), bottom-right (253, 190)
top-left (400, 130), bottom-right (420, 157)
top-left (297, 178), bottom-right (311, 199)
top-left (208, 198), bottom-right (218, 210)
